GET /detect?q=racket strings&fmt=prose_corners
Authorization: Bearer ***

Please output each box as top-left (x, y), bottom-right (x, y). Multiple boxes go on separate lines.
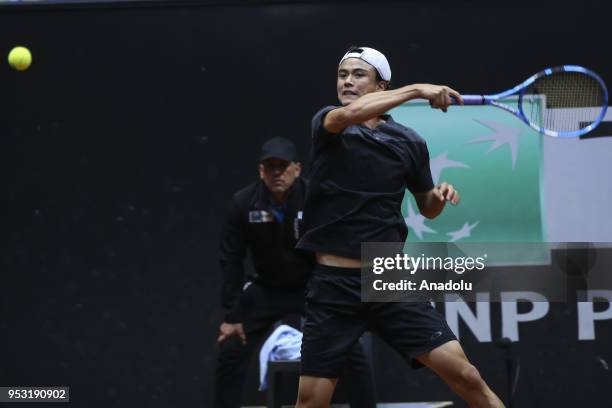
top-left (521, 72), bottom-right (606, 133)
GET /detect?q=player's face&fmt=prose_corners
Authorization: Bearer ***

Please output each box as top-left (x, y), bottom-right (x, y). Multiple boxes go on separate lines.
top-left (259, 159), bottom-right (302, 194)
top-left (337, 58), bottom-right (385, 106)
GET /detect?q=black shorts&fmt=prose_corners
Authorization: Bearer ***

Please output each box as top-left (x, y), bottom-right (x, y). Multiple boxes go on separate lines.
top-left (300, 264), bottom-right (457, 378)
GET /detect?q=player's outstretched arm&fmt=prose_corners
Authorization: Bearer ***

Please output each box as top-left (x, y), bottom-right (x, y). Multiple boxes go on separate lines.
top-left (324, 84), bottom-right (463, 134)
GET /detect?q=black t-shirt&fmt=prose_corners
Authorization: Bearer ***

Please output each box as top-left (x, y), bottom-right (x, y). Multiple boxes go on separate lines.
top-left (296, 105), bottom-right (434, 259)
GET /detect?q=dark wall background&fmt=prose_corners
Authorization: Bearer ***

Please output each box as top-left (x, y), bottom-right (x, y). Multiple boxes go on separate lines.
top-left (2, 1), bottom-right (611, 407)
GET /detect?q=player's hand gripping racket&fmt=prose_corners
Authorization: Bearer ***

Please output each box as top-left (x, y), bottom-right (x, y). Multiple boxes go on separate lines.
top-left (453, 65), bottom-right (608, 138)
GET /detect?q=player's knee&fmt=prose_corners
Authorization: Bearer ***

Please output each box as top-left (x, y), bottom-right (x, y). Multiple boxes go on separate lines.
top-left (296, 392), bottom-right (324, 408)
top-left (296, 388), bottom-right (329, 408)
top-left (458, 363), bottom-right (485, 391)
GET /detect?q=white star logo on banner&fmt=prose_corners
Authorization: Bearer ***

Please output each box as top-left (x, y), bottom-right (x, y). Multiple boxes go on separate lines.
top-left (404, 201), bottom-right (437, 240)
top-left (447, 221), bottom-right (480, 242)
top-left (466, 119), bottom-right (522, 170)
top-left (430, 151), bottom-right (470, 184)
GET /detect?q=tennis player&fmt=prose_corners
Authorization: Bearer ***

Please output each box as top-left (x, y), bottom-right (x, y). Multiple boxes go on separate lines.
top-left (295, 47), bottom-right (504, 407)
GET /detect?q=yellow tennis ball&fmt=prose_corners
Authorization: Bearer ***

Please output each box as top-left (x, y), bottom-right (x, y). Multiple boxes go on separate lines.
top-left (8, 46), bottom-right (32, 71)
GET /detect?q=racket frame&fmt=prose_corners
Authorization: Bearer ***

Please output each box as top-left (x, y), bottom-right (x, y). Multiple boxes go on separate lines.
top-left (460, 65), bottom-right (608, 138)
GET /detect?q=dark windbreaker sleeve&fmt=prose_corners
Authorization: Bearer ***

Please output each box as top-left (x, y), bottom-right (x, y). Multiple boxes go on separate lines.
top-left (219, 195), bottom-right (248, 323)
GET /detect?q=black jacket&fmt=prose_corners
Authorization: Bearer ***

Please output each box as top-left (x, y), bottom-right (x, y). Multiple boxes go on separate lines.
top-left (219, 177), bottom-right (313, 322)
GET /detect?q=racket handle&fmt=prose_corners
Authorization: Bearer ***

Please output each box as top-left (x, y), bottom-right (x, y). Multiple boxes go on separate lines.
top-left (451, 94), bottom-right (487, 105)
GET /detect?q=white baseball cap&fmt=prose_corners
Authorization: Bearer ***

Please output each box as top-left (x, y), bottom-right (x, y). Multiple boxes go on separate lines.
top-left (339, 46), bottom-right (391, 82)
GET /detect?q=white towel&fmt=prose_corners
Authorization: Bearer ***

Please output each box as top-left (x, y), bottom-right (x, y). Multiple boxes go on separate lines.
top-left (258, 324), bottom-right (303, 390)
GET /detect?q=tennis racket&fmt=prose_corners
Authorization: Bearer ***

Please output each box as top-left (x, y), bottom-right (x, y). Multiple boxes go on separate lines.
top-left (453, 65), bottom-right (608, 138)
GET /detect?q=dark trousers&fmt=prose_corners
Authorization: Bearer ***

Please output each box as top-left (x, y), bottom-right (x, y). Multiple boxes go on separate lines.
top-left (213, 283), bottom-right (376, 408)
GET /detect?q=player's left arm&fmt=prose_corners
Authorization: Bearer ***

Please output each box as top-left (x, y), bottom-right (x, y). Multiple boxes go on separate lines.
top-left (414, 182), bottom-right (460, 219)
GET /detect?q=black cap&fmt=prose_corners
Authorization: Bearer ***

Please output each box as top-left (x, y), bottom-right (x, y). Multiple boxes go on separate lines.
top-left (259, 137), bottom-right (297, 162)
